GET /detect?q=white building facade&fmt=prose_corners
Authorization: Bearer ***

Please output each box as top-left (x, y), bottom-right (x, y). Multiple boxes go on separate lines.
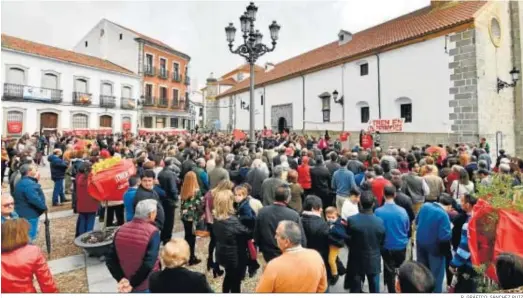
top-left (1, 35), bottom-right (140, 136)
top-left (216, 1), bottom-right (523, 157)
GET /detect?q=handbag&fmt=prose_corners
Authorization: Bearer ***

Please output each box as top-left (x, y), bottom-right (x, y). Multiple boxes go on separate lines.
top-left (194, 219), bottom-right (210, 238)
top-left (247, 239), bottom-right (257, 260)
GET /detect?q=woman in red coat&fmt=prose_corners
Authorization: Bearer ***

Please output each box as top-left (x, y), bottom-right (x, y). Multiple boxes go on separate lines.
top-left (2, 218), bottom-right (58, 293)
top-left (297, 156), bottom-right (312, 198)
top-left (75, 162), bottom-right (100, 237)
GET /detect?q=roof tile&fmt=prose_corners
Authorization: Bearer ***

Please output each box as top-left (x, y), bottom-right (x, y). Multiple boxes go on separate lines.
top-left (1, 34), bottom-right (135, 75)
top-left (217, 1), bottom-right (486, 98)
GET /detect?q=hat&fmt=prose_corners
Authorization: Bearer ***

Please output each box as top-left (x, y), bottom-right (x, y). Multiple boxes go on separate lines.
top-left (285, 147), bottom-right (294, 156)
top-left (100, 149), bottom-right (111, 159)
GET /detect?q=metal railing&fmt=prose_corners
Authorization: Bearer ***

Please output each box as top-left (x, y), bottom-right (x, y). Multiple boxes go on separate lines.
top-left (184, 75), bottom-right (191, 85)
top-left (121, 97), bottom-right (136, 109)
top-left (172, 72), bottom-right (182, 82)
top-left (171, 99), bottom-right (181, 109)
top-left (158, 68), bottom-right (169, 79)
top-left (158, 97), bottom-right (169, 107)
top-left (2, 83), bottom-right (62, 103)
top-left (100, 95), bottom-right (116, 108)
top-left (144, 65), bottom-right (155, 76)
top-left (73, 92), bottom-right (92, 105)
top-left (142, 95), bottom-right (156, 106)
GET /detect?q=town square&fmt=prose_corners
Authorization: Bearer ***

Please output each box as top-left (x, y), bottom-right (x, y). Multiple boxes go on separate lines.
top-left (1, 0), bottom-right (523, 294)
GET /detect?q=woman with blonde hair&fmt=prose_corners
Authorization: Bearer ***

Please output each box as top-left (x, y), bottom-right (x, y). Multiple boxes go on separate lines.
top-left (149, 239), bottom-right (213, 293)
top-left (180, 171), bottom-right (203, 265)
top-left (212, 191), bottom-right (251, 293)
top-left (203, 179), bottom-right (234, 277)
top-left (1, 219), bottom-right (58, 293)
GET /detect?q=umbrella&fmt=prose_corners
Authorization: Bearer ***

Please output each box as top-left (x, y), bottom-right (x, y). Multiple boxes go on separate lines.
top-left (425, 146), bottom-right (447, 161)
top-left (44, 211), bottom-right (51, 255)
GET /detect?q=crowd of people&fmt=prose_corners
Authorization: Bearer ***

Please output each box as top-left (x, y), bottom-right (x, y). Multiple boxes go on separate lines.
top-left (1, 130), bottom-right (523, 293)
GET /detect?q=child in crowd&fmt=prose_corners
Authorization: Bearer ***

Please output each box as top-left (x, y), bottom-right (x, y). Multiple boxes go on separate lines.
top-left (325, 206), bottom-right (349, 285)
top-left (234, 185), bottom-right (261, 278)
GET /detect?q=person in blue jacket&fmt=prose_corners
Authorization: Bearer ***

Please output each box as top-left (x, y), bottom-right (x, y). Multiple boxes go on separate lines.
top-left (48, 149), bottom-right (68, 206)
top-left (449, 194), bottom-right (478, 293)
top-left (123, 175), bottom-right (140, 221)
top-left (14, 163), bottom-right (47, 241)
top-left (415, 195), bottom-right (453, 293)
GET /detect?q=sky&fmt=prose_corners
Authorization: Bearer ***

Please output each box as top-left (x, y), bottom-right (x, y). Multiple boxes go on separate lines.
top-left (1, 0), bottom-right (430, 90)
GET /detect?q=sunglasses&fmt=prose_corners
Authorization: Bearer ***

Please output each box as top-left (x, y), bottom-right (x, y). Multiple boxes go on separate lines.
top-left (2, 202), bottom-right (14, 207)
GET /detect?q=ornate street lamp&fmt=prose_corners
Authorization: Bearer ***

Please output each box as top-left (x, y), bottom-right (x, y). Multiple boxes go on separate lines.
top-left (497, 67), bottom-right (520, 93)
top-left (225, 2), bottom-right (280, 149)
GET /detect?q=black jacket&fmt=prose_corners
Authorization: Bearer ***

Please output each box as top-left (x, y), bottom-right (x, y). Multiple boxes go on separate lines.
top-left (394, 191), bottom-right (415, 225)
top-left (180, 159), bottom-right (196, 181)
top-left (157, 168), bottom-right (179, 202)
top-left (325, 161), bottom-right (341, 177)
top-left (301, 213), bottom-right (331, 277)
top-left (344, 212), bottom-right (385, 286)
top-left (288, 158), bottom-right (298, 170)
top-left (310, 165), bottom-right (332, 205)
top-left (272, 154), bottom-right (283, 167)
top-left (133, 186), bottom-right (165, 231)
top-left (213, 216), bottom-right (251, 269)
top-left (254, 203), bottom-right (307, 263)
top-left (149, 267), bottom-right (213, 293)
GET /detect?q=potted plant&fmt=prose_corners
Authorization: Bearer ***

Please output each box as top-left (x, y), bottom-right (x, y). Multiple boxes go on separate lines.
top-left (74, 156), bottom-right (135, 257)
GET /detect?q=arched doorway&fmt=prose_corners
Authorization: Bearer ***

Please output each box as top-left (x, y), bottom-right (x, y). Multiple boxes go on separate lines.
top-left (40, 112), bottom-right (58, 135)
top-left (278, 117), bottom-right (287, 133)
top-left (100, 115), bottom-right (113, 128)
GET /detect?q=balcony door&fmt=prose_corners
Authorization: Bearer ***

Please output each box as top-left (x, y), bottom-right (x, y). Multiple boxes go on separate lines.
top-left (7, 68), bottom-right (25, 85)
top-left (102, 83), bottom-right (113, 96)
top-left (122, 86), bottom-right (132, 98)
top-left (145, 84), bottom-right (152, 97)
top-left (75, 79), bottom-right (88, 93)
top-left (146, 54), bottom-right (153, 68)
top-left (40, 112), bottom-right (58, 134)
top-left (42, 73), bottom-right (58, 89)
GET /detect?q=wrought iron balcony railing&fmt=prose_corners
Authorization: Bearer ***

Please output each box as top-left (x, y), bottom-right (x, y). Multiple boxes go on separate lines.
top-left (73, 92), bottom-right (92, 105)
top-left (158, 97), bottom-right (169, 107)
top-left (158, 68), bottom-right (169, 79)
top-left (142, 95), bottom-right (156, 106)
top-left (100, 95), bottom-right (116, 108)
top-left (144, 65), bottom-right (155, 76)
top-left (121, 97), bottom-right (136, 109)
top-left (184, 75), bottom-right (191, 85)
top-left (172, 72), bottom-right (182, 82)
top-left (2, 83), bottom-right (62, 103)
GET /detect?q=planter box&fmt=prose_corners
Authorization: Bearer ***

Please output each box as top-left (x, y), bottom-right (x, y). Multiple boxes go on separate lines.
top-left (74, 227), bottom-right (118, 258)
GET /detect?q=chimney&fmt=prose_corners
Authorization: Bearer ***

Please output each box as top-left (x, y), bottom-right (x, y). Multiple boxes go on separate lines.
top-left (265, 62), bottom-right (275, 72)
top-left (338, 30), bottom-right (352, 46)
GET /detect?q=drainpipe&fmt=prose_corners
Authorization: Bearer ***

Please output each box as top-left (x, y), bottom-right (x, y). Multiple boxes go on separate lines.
top-left (302, 75), bottom-right (306, 134)
top-left (341, 63), bottom-right (346, 131)
top-left (375, 53), bottom-right (382, 119)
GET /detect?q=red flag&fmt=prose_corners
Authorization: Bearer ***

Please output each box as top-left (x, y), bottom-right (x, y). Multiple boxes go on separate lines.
top-left (88, 159), bottom-right (136, 201)
top-left (340, 132), bottom-right (350, 141)
top-left (233, 129), bottom-right (247, 141)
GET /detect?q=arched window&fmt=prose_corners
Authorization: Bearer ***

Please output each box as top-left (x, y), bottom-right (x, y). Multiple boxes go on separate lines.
top-left (72, 113), bottom-right (88, 129)
top-left (42, 73), bottom-right (58, 89)
top-left (101, 82), bottom-right (113, 96)
top-left (7, 68), bottom-right (25, 85)
top-left (122, 116), bottom-right (131, 131)
top-left (75, 78), bottom-right (88, 93)
top-left (356, 101), bottom-right (370, 124)
top-left (395, 97), bottom-right (413, 123)
top-left (122, 86), bottom-right (132, 98)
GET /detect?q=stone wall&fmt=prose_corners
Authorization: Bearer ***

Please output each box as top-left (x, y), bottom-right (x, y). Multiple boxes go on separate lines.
top-left (448, 28), bottom-right (479, 144)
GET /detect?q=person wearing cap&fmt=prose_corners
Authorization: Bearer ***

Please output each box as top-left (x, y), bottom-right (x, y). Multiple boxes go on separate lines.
top-left (48, 148), bottom-right (68, 206)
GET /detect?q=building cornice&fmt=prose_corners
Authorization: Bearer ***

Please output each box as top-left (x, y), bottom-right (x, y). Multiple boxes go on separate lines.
top-left (135, 38), bottom-right (191, 61)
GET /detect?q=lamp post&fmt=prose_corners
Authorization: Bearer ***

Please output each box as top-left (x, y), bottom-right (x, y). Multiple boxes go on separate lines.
top-left (225, 2), bottom-right (281, 149)
top-left (497, 67), bottom-right (520, 93)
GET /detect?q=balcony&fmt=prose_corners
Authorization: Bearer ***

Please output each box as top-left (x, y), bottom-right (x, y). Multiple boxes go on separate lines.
top-left (100, 95), bottom-right (116, 108)
top-left (142, 95), bottom-right (156, 107)
top-left (121, 97), bottom-right (136, 110)
top-left (158, 68), bottom-right (169, 79)
top-left (73, 92), bottom-right (92, 106)
top-left (184, 75), bottom-right (191, 85)
top-left (171, 99), bottom-right (181, 109)
top-left (2, 83), bottom-right (62, 103)
top-left (158, 97), bottom-right (169, 107)
top-left (144, 65), bottom-right (155, 76)
top-left (172, 72), bottom-right (182, 83)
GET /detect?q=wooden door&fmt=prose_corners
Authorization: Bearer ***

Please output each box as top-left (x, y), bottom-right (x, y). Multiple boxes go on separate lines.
top-left (40, 112), bottom-right (58, 135)
top-left (100, 115), bottom-right (112, 128)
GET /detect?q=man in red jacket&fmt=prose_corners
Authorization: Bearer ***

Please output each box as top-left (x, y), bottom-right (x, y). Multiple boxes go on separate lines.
top-left (370, 165), bottom-right (392, 206)
top-left (106, 199), bottom-right (161, 293)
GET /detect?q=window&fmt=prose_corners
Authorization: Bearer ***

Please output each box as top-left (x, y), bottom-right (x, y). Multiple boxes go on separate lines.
top-left (101, 82), bottom-right (113, 96)
top-left (85, 41), bottom-right (88, 47)
top-left (170, 117), bottom-right (179, 128)
top-left (173, 63), bottom-right (179, 76)
top-left (261, 95), bottom-right (264, 106)
top-left (144, 117), bottom-right (153, 128)
top-left (156, 117), bottom-right (166, 129)
top-left (119, 33), bottom-right (123, 40)
top-left (42, 73), bottom-right (58, 89)
top-left (7, 68), bottom-right (25, 85)
top-left (322, 97), bottom-right (330, 123)
top-left (145, 84), bottom-right (153, 97)
top-left (146, 54), bottom-right (153, 68)
top-left (237, 72), bottom-right (244, 81)
top-left (199, 108), bottom-right (203, 116)
top-left (401, 103), bottom-right (412, 123)
top-left (160, 87), bottom-right (167, 99)
top-left (100, 29), bottom-right (105, 37)
top-left (360, 106), bottom-right (370, 123)
top-left (72, 114), bottom-right (88, 129)
top-left (122, 86), bottom-right (132, 98)
top-left (160, 58), bottom-right (166, 72)
top-left (360, 63), bottom-right (368, 76)
top-left (182, 119), bottom-right (186, 129)
top-left (172, 89), bottom-right (179, 105)
top-left (100, 115), bottom-right (112, 128)
top-left (75, 78), bottom-right (88, 93)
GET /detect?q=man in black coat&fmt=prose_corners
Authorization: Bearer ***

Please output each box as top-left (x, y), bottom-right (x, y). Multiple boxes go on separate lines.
top-left (157, 159), bottom-right (179, 245)
top-left (180, 151), bottom-right (197, 181)
top-left (133, 170), bottom-right (165, 232)
top-left (254, 185), bottom-right (307, 263)
top-left (310, 155), bottom-right (333, 211)
top-left (300, 195), bottom-right (331, 281)
top-left (344, 191), bottom-right (385, 293)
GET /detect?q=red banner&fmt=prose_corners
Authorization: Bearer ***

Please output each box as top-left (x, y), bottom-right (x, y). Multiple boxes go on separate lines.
top-left (361, 134), bottom-right (373, 150)
top-left (233, 129), bottom-right (247, 141)
top-left (7, 121), bottom-right (23, 134)
top-left (122, 122), bottom-right (131, 130)
top-left (368, 119), bottom-right (404, 133)
top-left (88, 159), bottom-right (136, 201)
top-left (62, 128), bottom-right (112, 136)
top-left (137, 128), bottom-right (187, 136)
top-left (339, 131), bottom-right (350, 141)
